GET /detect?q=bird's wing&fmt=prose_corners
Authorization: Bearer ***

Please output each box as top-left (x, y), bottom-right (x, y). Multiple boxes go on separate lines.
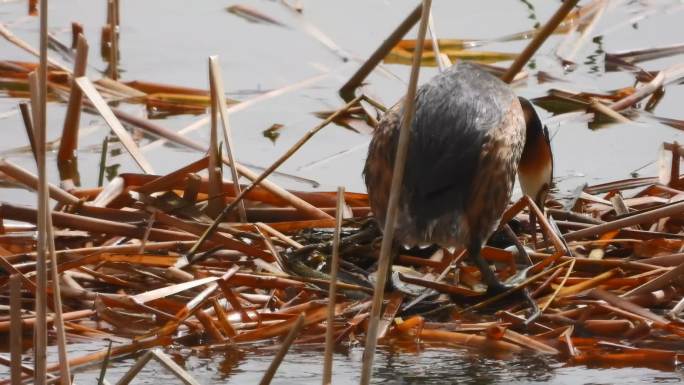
top-left (404, 65), bottom-right (515, 230)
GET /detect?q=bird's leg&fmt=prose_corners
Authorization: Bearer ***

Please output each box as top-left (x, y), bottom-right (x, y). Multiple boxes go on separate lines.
top-left (468, 241), bottom-right (507, 294)
top-left (502, 224), bottom-right (540, 325)
top-left (503, 224), bottom-right (532, 266)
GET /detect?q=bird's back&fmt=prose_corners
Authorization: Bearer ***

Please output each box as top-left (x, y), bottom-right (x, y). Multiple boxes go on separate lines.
top-left (364, 62), bottom-right (526, 247)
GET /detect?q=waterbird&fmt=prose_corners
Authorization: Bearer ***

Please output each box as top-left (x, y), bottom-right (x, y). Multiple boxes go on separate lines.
top-left (363, 62), bottom-right (553, 293)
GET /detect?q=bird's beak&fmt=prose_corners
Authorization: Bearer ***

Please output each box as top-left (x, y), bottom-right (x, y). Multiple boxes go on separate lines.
top-left (533, 184), bottom-right (549, 213)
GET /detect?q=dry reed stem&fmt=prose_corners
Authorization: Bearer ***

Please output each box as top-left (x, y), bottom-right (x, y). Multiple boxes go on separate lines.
top-left (108, 0), bottom-right (118, 80)
top-left (112, 350), bottom-right (154, 385)
top-left (0, 159), bottom-right (80, 205)
top-left (147, 349), bottom-right (201, 385)
top-left (339, 3), bottom-right (422, 96)
top-left (501, 0), bottom-right (580, 83)
top-left (30, 31), bottom-right (47, 382)
top-left (58, 34), bottom-right (88, 163)
top-left (108, 105), bottom-right (329, 219)
top-left (0, 23), bottom-right (71, 72)
top-left (539, 258), bottom-right (575, 311)
top-left (427, 12), bottom-right (447, 72)
top-left (76, 76), bottom-right (155, 173)
top-left (559, 0), bottom-right (607, 64)
top-left (209, 55), bottom-right (247, 222)
top-left (460, 259), bottom-right (574, 313)
top-left (589, 97), bottom-right (632, 124)
top-left (0, 203), bottom-right (199, 243)
top-left (207, 59), bottom-right (222, 218)
top-left (114, 350), bottom-right (200, 385)
top-left (256, 222), bottom-right (304, 249)
top-left (0, 309), bottom-right (96, 333)
top-left (564, 199), bottom-right (684, 241)
top-left (46, 205), bottom-right (72, 385)
top-left (419, 328), bottom-right (523, 352)
top-left (590, 288), bottom-right (669, 326)
top-left (9, 274), bottom-right (22, 385)
top-left (133, 156), bottom-right (209, 194)
top-left (360, 1), bottom-right (431, 384)
top-left (610, 71), bottom-right (665, 111)
top-left (624, 261), bottom-right (684, 297)
top-left (259, 313), bottom-right (305, 385)
top-left (18, 103), bottom-right (37, 162)
top-left (184, 95), bottom-right (361, 260)
top-left (322, 186), bottom-right (344, 385)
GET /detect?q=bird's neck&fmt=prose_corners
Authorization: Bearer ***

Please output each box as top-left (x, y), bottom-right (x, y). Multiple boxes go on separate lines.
top-left (518, 120), bottom-right (553, 204)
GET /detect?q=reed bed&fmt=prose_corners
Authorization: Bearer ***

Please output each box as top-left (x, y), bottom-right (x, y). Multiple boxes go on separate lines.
top-left (1, 0), bottom-right (684, 383)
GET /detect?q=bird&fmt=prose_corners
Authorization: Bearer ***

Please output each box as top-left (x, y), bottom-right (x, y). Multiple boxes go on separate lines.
top-left (363, 62), bottom-right (553, 293)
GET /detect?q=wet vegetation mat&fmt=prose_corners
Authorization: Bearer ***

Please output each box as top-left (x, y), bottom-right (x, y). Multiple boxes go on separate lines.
top-left (1, 0), bottom-right (684, 384)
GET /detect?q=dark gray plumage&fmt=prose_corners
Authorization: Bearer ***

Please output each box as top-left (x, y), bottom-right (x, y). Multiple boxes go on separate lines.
top-left (363, 62), bottom-right (528, 290)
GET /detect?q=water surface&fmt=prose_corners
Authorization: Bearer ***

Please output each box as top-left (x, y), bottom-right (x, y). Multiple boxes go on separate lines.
top-left (1, 0), bottom-right (684, 383)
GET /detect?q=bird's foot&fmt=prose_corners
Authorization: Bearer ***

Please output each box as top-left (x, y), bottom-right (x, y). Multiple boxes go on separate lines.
top-left (485, 281), bottom-right (516, 297)
top-left (485, 283), bottom-right (540, 326)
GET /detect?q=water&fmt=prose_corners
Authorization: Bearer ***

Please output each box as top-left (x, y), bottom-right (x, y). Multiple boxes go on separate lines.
top-left (32, 341), bottom-right (684, 384)
top-left (1, 0), bottom-right (684, 383)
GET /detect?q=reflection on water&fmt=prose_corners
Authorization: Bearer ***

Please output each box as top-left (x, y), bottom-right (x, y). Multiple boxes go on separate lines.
top-left (62, 344), bottom-right (683, 384)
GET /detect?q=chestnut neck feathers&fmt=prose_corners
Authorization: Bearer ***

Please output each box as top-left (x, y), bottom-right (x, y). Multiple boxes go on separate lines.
top-left (517, 97), bottom-right (553, 206)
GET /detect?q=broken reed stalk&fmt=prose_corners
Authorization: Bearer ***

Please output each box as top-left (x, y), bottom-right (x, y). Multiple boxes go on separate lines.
top-left (564, 199), bottom-right (684, 241)
top-left (18, 103), bottom-right (37, 162)
top-left (184, 95), bottom-right (361, 261)
top-left (33, 0), bottom-right (49, 378)
top-left (148, 349), bottom-right (201, 385)
top-left (57, 34), bottom-right (88, 163)
top-left (339, 3), bottom-right (422, 97)
top-left (107, 104), bottom-right (330, 219)
top-left (427, 11), bottom-right (447, 72)
top-left (1, 142), bottom-right (83, 205)
top-left (71, 22), bottom-right (83, 49)
top-left (76, 76), bottom-right (155, 173)
top-left (0, 23), bottom-right (71, 73)
top-left (9, 274), bottom-right (22, 385)
top-left (360, 1), bottom-right (432, 384)
top-left (96, 339), bottom-right (113, 385)
top-left (589, 97), bottom-right (631, 124)
top-left (322, 186), bottom-right (344, 385)
top-left (609, 71), bottom-right (665, 111)
top-left (207, 59), bottom-right (223, 218)
top-left (108, 0), bottom-right (118, 80)
top-left (112, 350), bottom-right (154, 385)
top-left (209, 55), bottom-right (247, 222)
top-left (259, 313), bottom-right (306, 385)
top-left (501, 0), bottom-right (580, 83)
top-left (540, 258), bottom-right (575, 312)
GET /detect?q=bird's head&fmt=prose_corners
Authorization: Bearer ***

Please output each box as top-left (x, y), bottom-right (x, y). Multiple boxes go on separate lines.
top-left (517, 97), bottom-right (553, 211)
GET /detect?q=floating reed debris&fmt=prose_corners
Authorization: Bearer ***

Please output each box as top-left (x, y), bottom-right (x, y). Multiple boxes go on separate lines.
top-left (3, 142), bottom-right (684, 379)
top-left (3, 1), bottom-right (684, 384)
